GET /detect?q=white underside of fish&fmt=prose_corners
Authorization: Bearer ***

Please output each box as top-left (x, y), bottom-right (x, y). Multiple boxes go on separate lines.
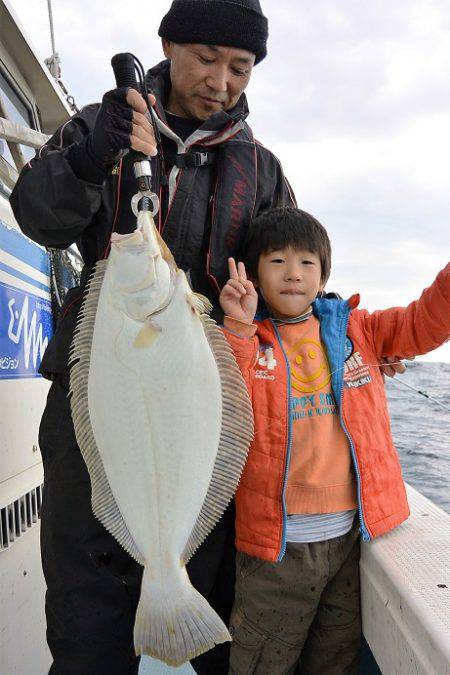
top-left (89, 272), bottom-right (221, 566)
top-left (69, 213), bottom-right (253, 666)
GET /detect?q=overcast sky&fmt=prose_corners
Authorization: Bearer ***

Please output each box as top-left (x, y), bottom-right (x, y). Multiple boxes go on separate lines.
top-left (11, 0), bottom-right (450, 362)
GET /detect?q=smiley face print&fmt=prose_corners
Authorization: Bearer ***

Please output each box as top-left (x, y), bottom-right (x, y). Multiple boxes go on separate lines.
top-left (288, 339), bottom-right (332, 393)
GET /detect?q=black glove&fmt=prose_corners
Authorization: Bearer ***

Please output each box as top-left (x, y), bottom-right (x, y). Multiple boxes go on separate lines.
top-left (66, 87), bottom-right (134, 184)
top-left (88, 87), bottom-right (134, 166)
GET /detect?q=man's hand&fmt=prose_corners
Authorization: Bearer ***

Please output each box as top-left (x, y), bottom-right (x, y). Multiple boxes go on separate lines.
top-left (220, 258), bottom-right (258, 324)
top-left (380, 356), bottom-right (412, 378)
top-left (126, 89), bottom-right (157, 156)
top-left (89, 87), bottom-right (157, 167)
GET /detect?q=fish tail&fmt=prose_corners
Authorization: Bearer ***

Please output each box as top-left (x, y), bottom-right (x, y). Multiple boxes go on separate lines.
top-left (134, 564), bottom-right (231, 666)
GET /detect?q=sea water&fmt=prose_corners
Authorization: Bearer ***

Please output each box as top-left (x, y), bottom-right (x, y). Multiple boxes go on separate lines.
top-left (386, 361), bottom-right (450, 513)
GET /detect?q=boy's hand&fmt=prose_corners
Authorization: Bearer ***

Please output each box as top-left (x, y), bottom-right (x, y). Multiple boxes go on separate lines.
top-left (220, 258), bottom-right (258, 324)
top-left (380, 355), bottom-right (413, 378)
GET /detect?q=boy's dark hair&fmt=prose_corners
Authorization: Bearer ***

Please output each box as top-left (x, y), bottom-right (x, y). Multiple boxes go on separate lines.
top-left (242, 207), bottom-right (332, 283)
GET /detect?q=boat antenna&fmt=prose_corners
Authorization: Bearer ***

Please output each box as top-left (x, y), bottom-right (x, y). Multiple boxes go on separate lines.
top-left (44, 0), bottom-right (78, 112)
top-left (44, 0), bottom-right (60, 80)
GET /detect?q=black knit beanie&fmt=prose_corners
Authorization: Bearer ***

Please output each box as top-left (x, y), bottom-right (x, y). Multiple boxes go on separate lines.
top-left (158, 0), bottom-right (268, 64)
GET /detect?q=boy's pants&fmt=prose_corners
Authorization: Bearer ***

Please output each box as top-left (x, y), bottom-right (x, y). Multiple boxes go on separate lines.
top-left (229, 522), bottom-right (361, 675)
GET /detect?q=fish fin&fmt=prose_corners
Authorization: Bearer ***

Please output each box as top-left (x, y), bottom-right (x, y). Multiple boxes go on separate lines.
top-left (133, 320), bottom-right (161, 348)
top-left (155, 226), bottom-right (178, 271)
top-left (134, 565), bottom-right (230, 666)
top-left (69, 261), bottom-right (145, 566)
top-left (186, 291), bottom-right (213, 316)
top-left (182, 315), bottom-right (254, 563)
top-left (185, 293), bottom-right (199, 316)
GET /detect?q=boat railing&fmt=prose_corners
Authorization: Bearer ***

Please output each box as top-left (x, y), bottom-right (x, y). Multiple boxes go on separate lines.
top-left (361, 483), bottom-right (450, 674)
top-left (0, 113), bottom-right (49, 189)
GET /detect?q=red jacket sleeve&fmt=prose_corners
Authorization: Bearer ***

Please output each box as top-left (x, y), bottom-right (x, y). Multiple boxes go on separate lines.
top-left (221, 325), bottom-right (259, 394)
top-left (358, 263), bottom-right (450, 358)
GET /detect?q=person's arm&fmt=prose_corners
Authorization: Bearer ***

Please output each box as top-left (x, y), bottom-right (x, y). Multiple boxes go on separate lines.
top-left (220, 258), bottom-right (259, 391)
top-left (10, 88), bottom-right (156, 250)
top-left (10, 105), bottom-right (103, 249)
top-left (359, 263), bottom-right (450, 359)
top-left (222, 319), bottom-right (259, 392)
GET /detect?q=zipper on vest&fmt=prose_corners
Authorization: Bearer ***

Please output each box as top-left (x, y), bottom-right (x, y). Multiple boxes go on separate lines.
top-left (271, 321), bottom-right (293, 561)
top-left (338, 398), bottom-right (370, 541)
top-left (333, 314), bottom-right (371, 542)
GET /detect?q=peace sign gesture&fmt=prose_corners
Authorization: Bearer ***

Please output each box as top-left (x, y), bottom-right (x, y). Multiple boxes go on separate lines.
top-left (219, 258), bottom-right (258, 324)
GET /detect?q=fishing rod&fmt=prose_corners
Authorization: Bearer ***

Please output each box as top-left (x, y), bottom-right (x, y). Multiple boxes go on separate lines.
top-left (327, 358), bottom-right (450, 413)
top-left (389, 376), bottom-right (450, 412)
top-left (111, 52), bottom-right (161, 217)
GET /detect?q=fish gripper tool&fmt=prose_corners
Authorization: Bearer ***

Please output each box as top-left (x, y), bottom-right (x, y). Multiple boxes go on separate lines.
top-left (111, 52), bottom-right (160, 218)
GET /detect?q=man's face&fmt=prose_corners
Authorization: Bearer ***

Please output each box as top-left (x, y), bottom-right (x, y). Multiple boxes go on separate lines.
top-left (162, 40), bottom-right (255, 120)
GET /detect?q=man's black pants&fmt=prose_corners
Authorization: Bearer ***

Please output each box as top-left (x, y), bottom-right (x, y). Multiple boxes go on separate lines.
top-left (40, 373), bottom-right (235, 675)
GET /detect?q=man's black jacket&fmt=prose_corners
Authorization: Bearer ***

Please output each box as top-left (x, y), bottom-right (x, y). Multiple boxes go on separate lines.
top-left (11, 60), bottom-right (295, 376)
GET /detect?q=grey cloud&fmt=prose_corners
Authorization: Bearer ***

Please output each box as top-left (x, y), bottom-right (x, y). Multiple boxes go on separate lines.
top-left (249, 0), bottom-right (450, 144)
top-left (289, 165), bottom-right (450, 246)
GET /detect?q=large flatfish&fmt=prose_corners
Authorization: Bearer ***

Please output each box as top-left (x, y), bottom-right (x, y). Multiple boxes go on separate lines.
top-left (69, 208), bottom-right (253, 666)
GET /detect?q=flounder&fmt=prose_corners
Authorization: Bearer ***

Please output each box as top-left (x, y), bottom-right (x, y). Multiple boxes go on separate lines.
top-left (69, 208), bottom-right (253, 666)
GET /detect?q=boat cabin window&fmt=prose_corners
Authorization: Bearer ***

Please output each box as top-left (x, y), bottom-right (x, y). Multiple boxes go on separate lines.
top-left (0, 69), bottom-right (36, 168)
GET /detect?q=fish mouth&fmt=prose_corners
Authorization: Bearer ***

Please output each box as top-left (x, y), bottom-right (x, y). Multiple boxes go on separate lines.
top-left (111, 230), bottom-right (146, 246)
top-left (111, 216), bottom-right (156, 248)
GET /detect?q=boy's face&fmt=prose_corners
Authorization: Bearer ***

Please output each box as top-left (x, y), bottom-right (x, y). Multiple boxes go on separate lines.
top-left (255, 246), bottom-right (324, 320)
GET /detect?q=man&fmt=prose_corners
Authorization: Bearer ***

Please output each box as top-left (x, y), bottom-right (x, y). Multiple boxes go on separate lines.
top-left (11, 1), bottom-right (296, 673)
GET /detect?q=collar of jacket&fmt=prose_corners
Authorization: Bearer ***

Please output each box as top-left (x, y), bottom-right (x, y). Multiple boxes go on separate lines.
top-left (255, 292), bottom-right (361, 402)
top-left (313, 293), bottom-right (360, 318)
top-left (312, 293), bottom-right (360, 403)
top-left (254, 293), bottom-right (359, 323)
top-left (145, 59), bottom-right (250, 133)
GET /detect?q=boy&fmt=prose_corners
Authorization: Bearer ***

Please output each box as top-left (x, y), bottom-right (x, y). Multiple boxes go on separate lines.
top-left (219, 207), bottom-right (450, 674)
